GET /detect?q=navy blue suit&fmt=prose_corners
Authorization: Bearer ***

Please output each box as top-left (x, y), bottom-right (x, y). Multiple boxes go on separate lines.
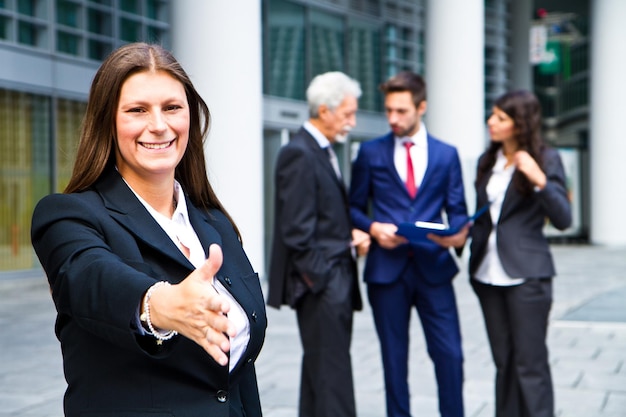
top-left (31, 169), bottom-right (267, 417)
top-left (350, 132), bottom-right (468, 417)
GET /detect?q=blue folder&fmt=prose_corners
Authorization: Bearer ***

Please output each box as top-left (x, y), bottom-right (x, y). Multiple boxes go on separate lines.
top-left (396, 204), bottom-right (490, 243)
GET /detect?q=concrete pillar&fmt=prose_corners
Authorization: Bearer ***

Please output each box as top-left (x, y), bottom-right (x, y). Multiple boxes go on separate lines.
top-left (425, 0), bottom-right (485, 209)
top-left (172, 1), bottom-right (265, 272)
top-left (589, 0), bottom-right (626, 245)
top-left (510, 0), bottom-right (532, 90)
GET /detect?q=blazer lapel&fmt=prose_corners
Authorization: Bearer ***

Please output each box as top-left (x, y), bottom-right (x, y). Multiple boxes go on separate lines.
top-left (498, 179), bottom-right (521, 222)
top-left (187, 199), bottom-right (223, 256)
top-left (478, 168), bottom-right (520, 224)
top-left (96, 169), bottom-right (193, 269)
top-left (301, 130), bottom-right (349, 197)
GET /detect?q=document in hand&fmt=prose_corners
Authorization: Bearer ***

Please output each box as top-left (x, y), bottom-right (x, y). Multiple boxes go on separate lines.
top-left (395, 204), bottom-right (490, 243)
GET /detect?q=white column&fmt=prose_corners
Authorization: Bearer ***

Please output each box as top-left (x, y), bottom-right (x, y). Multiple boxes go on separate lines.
top-left (425, 0), bottom-right (485, 209)
top-left (172, 1), bottom-right (265, 273)
top-left (590, 0), bottom-right (626, 245)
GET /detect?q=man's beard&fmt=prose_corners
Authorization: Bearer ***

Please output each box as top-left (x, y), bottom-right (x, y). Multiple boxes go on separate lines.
top-left (334, 125), bottom-right (352, 144)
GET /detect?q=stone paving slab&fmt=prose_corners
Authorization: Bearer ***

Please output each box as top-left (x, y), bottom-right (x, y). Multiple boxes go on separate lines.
top-left (561, 286), bottom-right (626, 322)
top-left (1, 245), bottom-right (625, 417)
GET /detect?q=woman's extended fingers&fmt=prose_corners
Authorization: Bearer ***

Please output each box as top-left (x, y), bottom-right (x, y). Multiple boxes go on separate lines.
top-left (150, 244), bottom-right (238, 364)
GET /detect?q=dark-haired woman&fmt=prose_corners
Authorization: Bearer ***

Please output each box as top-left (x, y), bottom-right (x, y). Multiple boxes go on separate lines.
top-left (469, 90), bottom-right (571, 417)
top-left (31, 43), bottom-right (266, 417)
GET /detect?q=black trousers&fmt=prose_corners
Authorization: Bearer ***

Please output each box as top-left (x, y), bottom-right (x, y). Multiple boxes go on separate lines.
top-left (296, 260), bottom-right (356, 417)
top-left (471, 278), bottom-right (554, 417)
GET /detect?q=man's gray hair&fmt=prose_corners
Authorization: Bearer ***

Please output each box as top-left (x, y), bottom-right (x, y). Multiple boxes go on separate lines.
top-left (306, 71), bottom-right (362, 118)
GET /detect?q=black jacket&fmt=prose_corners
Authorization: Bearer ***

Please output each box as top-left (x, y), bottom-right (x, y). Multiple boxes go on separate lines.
top-left (31, 168), bottom-right (267, 417)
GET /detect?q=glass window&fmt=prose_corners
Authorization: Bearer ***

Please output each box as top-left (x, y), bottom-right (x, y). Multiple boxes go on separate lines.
top-left (0, 16), bottom-right (9, 40)
top-left (56, 98), bottom-right (85, 193)
top-left (57, 0), bottom-right (81, 28)
top-left (1, 0), bottom-right (170, 57)
top-left (88, 38), bottom-right (112, 60)
top-left (147, 25), bottom-right (166, 43)
top-left (265, 2), bottom-right (423, 105)
top-left (265, 0), bottom-right (305, 100)
top-left (18, 0), bottom-right (46, 18)
top-left (348, 18), bottom-right (382, 111)
top-left (401, 27), bottom-right (412, 42)
top-left (120, 17), bottom-right (141, 42)
top-left (88, 8), bottom-right (112, 36)
top-left (18, 0), bottom-right (36, 16)
top-left (146, 0), bottom-right (165, 20)
top-left (386, 24), bottom-right (397, 41)
top-left (57, 30), bottom-right (81, 55)
top-left (0, 90), bottom-right (51, 271)
top-left (309, 10), bottom-right (344, 77)
top-left (18, 20), bottom-right (41, 46)
top-left (119, 0), bottom-right (139, 14)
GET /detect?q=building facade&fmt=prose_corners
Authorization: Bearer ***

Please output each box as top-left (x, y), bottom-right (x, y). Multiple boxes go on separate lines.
top-left (0, 0), bottom-right (623, 275)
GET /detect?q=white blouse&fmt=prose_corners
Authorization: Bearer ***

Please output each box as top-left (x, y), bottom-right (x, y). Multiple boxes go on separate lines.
top-left (473, 149), bottom-right (525, 286)
top-left (129, 179), bottom-right (250, 371)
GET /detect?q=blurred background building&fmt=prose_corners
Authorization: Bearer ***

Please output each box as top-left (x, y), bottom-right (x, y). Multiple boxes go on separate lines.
top-left (0, 0), bottom-right (623, 277)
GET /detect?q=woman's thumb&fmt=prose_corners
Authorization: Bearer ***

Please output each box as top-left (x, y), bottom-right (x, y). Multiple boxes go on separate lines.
top-left (197, 244), bottom-right (223, 282)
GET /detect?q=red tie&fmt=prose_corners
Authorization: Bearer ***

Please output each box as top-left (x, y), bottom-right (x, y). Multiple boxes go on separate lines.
top-left (404, 142), bottom-right (417, 198)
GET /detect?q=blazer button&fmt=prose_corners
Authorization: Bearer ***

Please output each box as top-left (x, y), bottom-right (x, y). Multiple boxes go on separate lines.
top-left (224, 277), bottom-right (232, 286)
top-left (251, 311), bottom-right (258, 321)
top-left (216, 390), bottom-right (228, 403)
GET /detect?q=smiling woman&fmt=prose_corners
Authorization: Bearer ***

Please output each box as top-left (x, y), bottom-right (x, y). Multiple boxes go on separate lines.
top-left (30, 43), bottom-right (267, 417)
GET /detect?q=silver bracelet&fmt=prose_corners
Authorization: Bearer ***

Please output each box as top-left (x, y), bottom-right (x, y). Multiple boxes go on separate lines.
top-left (140, 281), bottom-right (178, 345)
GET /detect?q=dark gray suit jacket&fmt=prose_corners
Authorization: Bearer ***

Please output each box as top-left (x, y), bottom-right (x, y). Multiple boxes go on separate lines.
top-left (31, 168), bottom-right (267, 417)
top-left (469, 147), bottom-right (572, 278)
top-left (267, 127), bottom-right (361, 310)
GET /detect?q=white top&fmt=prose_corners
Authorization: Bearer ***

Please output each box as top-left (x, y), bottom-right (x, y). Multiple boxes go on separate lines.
top-left (128, 179), bottom-right (250, 371)
top-left (394, 121), bottom-right (428, 189)
top-left (473, 149), bottom-right (525, 286)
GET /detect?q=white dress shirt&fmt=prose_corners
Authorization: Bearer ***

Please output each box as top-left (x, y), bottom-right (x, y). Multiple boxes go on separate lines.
top-left (127, 179), bottom-right (250, 371)
top-left (394, 121), bottom-right (428, 189)
top-left (304, 121), bottom-right (331, 148)
top-left (473, 149), bottom-right (525, 286)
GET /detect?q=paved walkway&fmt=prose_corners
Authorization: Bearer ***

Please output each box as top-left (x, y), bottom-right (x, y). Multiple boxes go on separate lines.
top-left (1, 244), bottom-right (625, 416)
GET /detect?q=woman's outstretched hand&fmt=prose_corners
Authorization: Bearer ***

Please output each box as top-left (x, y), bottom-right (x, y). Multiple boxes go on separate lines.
top-left (146, 244), bottom-right (235, 366)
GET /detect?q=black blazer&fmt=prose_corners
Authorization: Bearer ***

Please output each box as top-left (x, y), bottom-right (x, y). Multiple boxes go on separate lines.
top-left (267, 127), bottom-right (362, 310)
top-left (31, 168), bottom-right (267, 417)
top-left (469, 147), bottom-right (572, 279)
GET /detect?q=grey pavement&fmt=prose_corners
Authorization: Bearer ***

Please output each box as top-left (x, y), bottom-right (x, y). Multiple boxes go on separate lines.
top-left (1, 244), bottom-right (625, 417)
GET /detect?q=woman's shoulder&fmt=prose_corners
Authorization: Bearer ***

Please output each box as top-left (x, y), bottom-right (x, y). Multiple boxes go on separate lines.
top-left (541, 145), bottom-right (560, 159)
top-left (36, 189), bottom-right (101, 209)
top-left (31, 190), bottom-right (107, 244)
top-left (189, 204), bottom-right (233, 231)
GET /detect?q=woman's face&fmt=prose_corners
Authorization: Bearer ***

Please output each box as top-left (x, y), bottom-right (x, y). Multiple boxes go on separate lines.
top-left (115, 70), bottom-right (190, 184)
top-left (487, 106), bottom-right (516, 145)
